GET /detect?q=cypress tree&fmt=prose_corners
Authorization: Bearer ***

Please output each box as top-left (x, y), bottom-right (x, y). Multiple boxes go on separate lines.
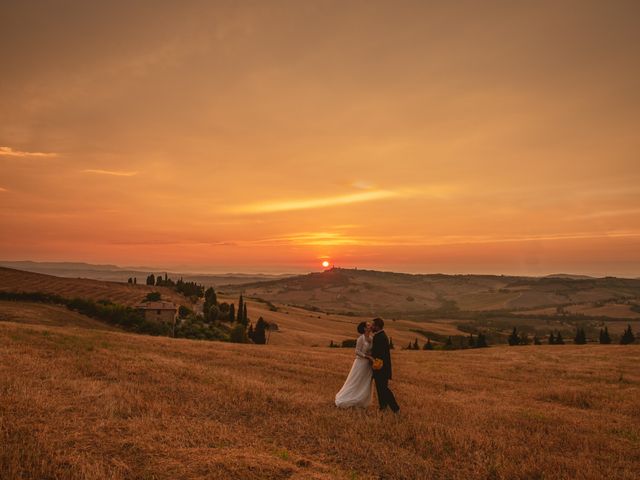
top-left (468, 334), bottom-right (476, 348)
top-left (574, 327), bottom-right (587, 345)
top-left (620, 324), bottom-right (636, 345)
top-left (445, 336), bottom-right (453, 349)
top-left (228, 303), bottom-right (235, 322)
top-left (423, 338), bottom-right (434, 350)
top-left (243, 303), bottom-right (248, 326)
top-left (508, 327), bottom-right (520, 346)
top-left (146, 274), bottom-right (155, 286)
top-left (533, 335), bottom-right (542, 345)
top-left (549, 332), bottom-right (556, 345)
top-left (556, 332), bottom-right (565, 345)
top-left (600, 326), bottom-right (612, 344)
top-left (133, 277), bottom-right (137, 284)
top-left (253, 317), bottom-right (267, 344)
top-left (413, 338), bottom-right (419, 350)
top-left (247, 322), bottom-right (254, 341)
top-left (238, 295), bottom-right (244, 322)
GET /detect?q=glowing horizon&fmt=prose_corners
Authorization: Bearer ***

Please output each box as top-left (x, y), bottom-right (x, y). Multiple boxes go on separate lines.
top-left (1, 2), bottom-right (639, 277)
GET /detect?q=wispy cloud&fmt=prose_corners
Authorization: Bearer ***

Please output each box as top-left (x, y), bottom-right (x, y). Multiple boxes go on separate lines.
top-left (570, 208), bottom-right (640, 220)
top-left (0, 187), bottom-right (7, 192)
top-left (83, 169), bottom-right (138, 177)
top-left (253, 230), bottom-right (640, 247)
top-left (0, 146), bottom-right (58, 158)
top-left (228, 189), bottom-right (400, 214)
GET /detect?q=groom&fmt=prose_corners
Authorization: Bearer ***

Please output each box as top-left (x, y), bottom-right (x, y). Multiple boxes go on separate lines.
top-left (371, 318), bottom-right (400, 413)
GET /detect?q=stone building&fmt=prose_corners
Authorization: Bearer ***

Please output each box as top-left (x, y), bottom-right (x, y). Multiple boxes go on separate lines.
top-left (134, 301), bottom-right (177, 325)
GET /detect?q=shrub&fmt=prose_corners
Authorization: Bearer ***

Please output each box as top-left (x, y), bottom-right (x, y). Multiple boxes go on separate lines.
top-left (229, 323), bottom-right (249, 343)
top-left (145, 292), bottom-right (161, 302)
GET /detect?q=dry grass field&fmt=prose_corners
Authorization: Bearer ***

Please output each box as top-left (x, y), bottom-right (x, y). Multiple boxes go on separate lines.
top-left (225, 297), bottom-right (464, 348)
top-left (0, 267), bottom-right (188, 307)
top-left (0, 300), bottom-right (119, 331)
top-left (2, 318), bottom-right (639, 480)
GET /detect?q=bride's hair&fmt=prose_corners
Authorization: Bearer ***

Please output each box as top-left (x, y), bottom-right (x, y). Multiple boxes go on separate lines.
top-left (357, 321), bottom-right (367, 334)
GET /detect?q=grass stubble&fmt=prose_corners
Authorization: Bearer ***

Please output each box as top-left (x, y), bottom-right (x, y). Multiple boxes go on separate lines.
top-left (1, 321), bottom-right (639, 479)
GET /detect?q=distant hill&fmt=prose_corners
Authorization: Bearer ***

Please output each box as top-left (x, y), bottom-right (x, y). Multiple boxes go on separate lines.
top-left (544, 273), bottom-right (595, 280)
top-left (0, 260), bottom-right (292, 286)
top-left (226, 267), bottom-right (640, 318)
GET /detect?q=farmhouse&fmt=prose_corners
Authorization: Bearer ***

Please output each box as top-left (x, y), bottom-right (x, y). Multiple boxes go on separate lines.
top-left (134, 301), bottom-right (177, 324)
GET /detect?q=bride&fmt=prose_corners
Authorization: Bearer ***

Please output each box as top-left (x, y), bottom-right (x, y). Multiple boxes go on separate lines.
top-left (335, 321), bottom-right (374, 408)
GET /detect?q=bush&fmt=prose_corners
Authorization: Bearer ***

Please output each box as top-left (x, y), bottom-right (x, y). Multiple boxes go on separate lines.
top-left (341, 339), bottom-right (357, 348)
top-left (145, 291), bottom-right (161, 302)
top-left (229, 323), bottom-right (249, 343)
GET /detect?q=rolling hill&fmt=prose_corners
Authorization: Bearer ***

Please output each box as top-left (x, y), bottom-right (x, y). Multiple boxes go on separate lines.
top-left (226, 268), bottom-right (640, 318)
top-left (0, 267), bottom-right (188, 307)
top-left (1, 319), bottom-right (639, 479)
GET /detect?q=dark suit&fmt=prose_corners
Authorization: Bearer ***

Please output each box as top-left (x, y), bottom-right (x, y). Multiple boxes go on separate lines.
top-left (371, 330), bottom-right (399, 412)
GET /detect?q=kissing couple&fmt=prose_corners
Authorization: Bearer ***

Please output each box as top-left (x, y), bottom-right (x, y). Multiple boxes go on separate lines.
top-left (334, 317), bottom-right (400, 413)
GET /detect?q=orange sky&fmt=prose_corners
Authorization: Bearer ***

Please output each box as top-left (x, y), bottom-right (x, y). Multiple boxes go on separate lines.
top-left (1, 1), bottom-right (639, 276)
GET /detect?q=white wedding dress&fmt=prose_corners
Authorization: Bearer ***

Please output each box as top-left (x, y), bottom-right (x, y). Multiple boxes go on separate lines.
top-left (335, 334), bottom-right (373, 408)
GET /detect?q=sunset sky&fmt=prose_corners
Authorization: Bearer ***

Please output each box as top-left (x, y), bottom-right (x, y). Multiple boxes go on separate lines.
top-left (1, 1), bottom-right (639, 276)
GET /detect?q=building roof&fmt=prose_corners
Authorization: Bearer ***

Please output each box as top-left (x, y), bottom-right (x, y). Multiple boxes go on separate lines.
top-left (134, 301), bottom-right (177, 310)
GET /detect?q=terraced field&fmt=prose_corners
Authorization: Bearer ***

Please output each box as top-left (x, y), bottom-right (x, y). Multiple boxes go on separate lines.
top-left (0, 267), bottom-right (189, 307)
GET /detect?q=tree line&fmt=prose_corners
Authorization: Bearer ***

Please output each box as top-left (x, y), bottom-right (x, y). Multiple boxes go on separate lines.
top-left (507, 325), bottom-right (636, 346)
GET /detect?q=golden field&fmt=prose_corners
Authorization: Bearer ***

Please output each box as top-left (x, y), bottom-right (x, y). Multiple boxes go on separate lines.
top-left (1, 316), bottom-right (639, 480)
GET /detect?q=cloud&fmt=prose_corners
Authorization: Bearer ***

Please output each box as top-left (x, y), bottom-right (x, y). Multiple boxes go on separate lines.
top-left (0, 187), bottom-right (7, 192)
top-left (570, 208), bottom-right (640, 220)
top-left (83, 169), bottom-right (138, 177)
top-left (228, 189), bottom-right (401, 214)
top-left (0, 146), bottom-right (58, 157)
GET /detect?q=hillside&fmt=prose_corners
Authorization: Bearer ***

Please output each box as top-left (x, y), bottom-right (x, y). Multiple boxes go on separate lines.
top-left (227, 268), bottom-right (640, 318)
top-left (0, 267), bottom-right (189, 307)
top-left (0, 261), bottom-right (291, 286)
top-left (2, 320), bottom-right (639, 479)
top-left (0, 300), bottom-right (119, 331)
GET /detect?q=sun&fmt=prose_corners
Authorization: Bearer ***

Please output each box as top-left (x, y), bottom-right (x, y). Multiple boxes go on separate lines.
top-left (321, 260), bottom-right (330, 268)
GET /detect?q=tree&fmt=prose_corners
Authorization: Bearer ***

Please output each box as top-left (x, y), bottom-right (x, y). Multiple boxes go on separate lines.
top-left (548, 332), bottom-right (556, 345)
top-left (533, 335), bottom-right (542, 345)
top-left (203, 287), bottom-right (218, 319)
top-left (508, 327), bottom-right (520, 346)
top-left (229, 323), bottom-right (248, 343)
top-left (599, 326), bottom-right (612, 344)
top-left (243, 303), bottom-right (248, 326)
top-left (468, 334), bottom-right (476, 348)
top-left (133, 277), bottom-right (137, 284)
top-left (146, 274), bottom-right (155, 286)
top-left (178, 305), bottom-right (192, 318)
top-left (228, 303), bottom-right (235, 322)
top-left (127, 277), bottom-right (133, 284)
top-left (574, 327), bottom-right (587, 345)
top-left (207, 305), bottom-right (220, 322)
top-left (476, 332), bottom-right (488, 348)
top-left (237, 295), bottom-right (244, 323)
top-left (247, 322), bottom-right (254, 341)
top-left (555, 332), bottom-right (565, 345)
top-left (620, 324), bottom-right (636, 345)
top-left (445, 336), bottom-right (453, 349)
top-left (145, 291), bottom-right (161, 302)
top-left (413, 338), bottom-right (419, 350)
top-left (519, 331), bottom-right (529, 345)
top-left (253, 317), bottom-right (268, 344)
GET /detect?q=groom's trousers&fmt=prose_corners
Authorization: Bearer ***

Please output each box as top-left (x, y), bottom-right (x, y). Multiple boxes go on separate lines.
top-left (374, 376), bottom-right (400, 412)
